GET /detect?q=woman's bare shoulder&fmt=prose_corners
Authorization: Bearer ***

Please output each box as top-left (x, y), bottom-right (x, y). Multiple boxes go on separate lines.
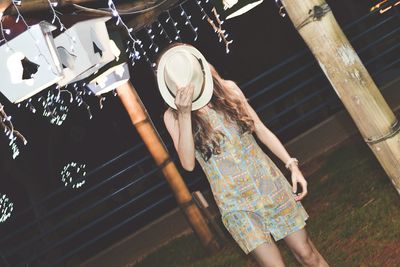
top-left (163, 107), bottom-right (178, 127)
top-left (223, 80), bottom-right (246, 98)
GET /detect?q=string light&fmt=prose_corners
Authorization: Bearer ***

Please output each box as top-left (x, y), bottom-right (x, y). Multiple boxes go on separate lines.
top-left (0, 20), bottom-right (11, 45)
top-left (144, 25), bottom-right (159, 54)
top-left (98, 95), bottom-right (106, 109)
top-left (107, 0), bottom-right (143, 66)
top-left (11, 0), bottom-right (29, 26)
top-left (0, 194), bottom-right (14, 223)
top-left (195, 1), bottom-right (233, 53)
top-left (24, 98), bottom-right (37, 114)
top-left (46, 0), bottom-right (77, 52)
top-left (46, 0), bottom-right (67, 31)
top-left (195, 0), bottom-right (208, 20)
top-left (61, 162), bottom-right (87, 189)
top-left (0, 12), bottom-right (13, 51)
top-left (156, 19), bottom-right (172, 43)
top-left (39, 89), bottom-right (69, 126)
top-left (0, 103), bottom-right (27, 159)
top-left (71, 82), bottom-right (93, 120)
top-left (179, 4), bottom-right (199, 41)
top-left (165, 10), bottom-right (181, 42)
top-left (108, 0), bottom-right (155, 69)
top-left (134, 31), bottom-right (156, 69)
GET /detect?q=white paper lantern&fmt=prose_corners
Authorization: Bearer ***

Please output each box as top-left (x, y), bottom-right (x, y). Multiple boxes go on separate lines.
top-left (0, 21), bottom-right (63, 103)
top-left (55, 17), bottom-right (115, 87)
top-left (87, 62), bottom-right (130, 95)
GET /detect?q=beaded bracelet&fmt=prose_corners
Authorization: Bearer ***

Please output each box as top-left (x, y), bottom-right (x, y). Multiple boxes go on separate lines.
top-left (285, 158), bottom-right (299, 169)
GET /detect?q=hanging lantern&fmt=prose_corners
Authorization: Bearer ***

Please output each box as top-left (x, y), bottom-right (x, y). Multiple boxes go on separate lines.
top-left (54, 17), bottom-right (116, 87)
top-left (0, 21), bottom-right (63, 103)
top-left (87, 63), bottom-right (130, 95)
top-left (86, 32), bottom-right (130, 95)
top-left (212, 0), bottom-right (264, 20)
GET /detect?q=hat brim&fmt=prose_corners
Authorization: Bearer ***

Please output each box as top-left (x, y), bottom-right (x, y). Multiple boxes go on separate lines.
top-left (156, 44), bottom-right (213, 111)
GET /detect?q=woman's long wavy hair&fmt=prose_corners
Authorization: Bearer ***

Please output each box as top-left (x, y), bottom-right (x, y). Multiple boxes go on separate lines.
top-left (168, 62), bottom-right (255, 162)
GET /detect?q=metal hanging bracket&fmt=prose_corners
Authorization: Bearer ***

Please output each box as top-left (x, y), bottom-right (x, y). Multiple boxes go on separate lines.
top-left (365, 119), bottom-right (400, 145)
top-left (295, 3), bottom-right (331, 30)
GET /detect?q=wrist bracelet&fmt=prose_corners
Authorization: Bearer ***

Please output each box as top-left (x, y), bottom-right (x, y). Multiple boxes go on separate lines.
top-left (285, 158), bottom-right (299, 169)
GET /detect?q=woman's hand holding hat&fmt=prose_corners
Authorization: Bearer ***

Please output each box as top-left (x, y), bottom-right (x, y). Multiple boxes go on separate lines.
top-left (156, 44), bottom-right (213, 111)
top-left (175, 83), bottom-right (195, 114)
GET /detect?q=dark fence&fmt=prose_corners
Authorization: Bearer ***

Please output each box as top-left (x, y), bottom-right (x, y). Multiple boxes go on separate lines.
top-left (0, 1), bottom-right (399, 266)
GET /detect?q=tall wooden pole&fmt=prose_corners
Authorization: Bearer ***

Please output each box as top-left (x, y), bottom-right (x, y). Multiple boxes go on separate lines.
top-left (281, 0), bottom-right (400, 194)
top-left (116, 81), bottom-right (219, 252)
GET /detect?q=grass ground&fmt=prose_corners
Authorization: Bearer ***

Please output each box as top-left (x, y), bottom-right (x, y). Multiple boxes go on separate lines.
top-left (134, 139), bottom-right (400, 267)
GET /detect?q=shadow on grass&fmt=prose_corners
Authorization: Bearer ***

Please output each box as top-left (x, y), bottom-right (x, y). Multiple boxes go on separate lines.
top-left (135, 139), bottom-right (400, 267)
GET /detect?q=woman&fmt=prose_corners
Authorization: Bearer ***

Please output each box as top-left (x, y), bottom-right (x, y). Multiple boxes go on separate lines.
top-left (161, 48), bottom-right (329, 267)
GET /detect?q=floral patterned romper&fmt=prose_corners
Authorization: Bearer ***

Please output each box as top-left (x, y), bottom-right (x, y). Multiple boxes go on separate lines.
top-left (194, 107), bottom-right (309, 254)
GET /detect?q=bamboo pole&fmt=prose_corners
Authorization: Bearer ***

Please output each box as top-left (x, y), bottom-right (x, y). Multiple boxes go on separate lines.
top-left (281, 0), bottom-right (400, 195)
top-left (116, 81), bottom-right (219, 252)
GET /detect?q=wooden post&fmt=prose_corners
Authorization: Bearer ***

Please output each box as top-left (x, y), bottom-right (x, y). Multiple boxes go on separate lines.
top-left (192, 191), bottom-right (228, 244)
top-left (0, 0), bottom-right (11, 12)
top-left (281, 0), bottom-right (400, 194)
top-left (116, 81), bottom-right (219, 252)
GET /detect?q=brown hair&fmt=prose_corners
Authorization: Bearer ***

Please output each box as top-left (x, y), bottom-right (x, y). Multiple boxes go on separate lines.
top-left (166, 59), bottom-right (255, 161)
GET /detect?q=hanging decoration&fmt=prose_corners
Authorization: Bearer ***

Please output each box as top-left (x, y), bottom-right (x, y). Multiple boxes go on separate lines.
top-left (195, 0), bottom-right (233, 53)
top-left (0, 193), bottom-right (14, 223)
top-left (61, 162), bottom-right (87, 189)
top-left (88, 63), bottom-right (130, 96)
top-left (179, 4), bottom-right (199, 41)
top-left (0, 17), bottom-right (64, 103)
top-left (0, 104), bottom-right (27, 159)
top-left (55, 17), bottom-right (115, 87)
top-left (87, 32), bottom-right (130, 96)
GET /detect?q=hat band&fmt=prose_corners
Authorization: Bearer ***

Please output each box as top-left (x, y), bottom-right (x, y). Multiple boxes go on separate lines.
top-left (165, 56), bottom-right (206, 103)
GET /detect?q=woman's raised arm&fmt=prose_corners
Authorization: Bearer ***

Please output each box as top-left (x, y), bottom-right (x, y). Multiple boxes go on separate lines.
top-left (163, 85), bottom-right (196, 171)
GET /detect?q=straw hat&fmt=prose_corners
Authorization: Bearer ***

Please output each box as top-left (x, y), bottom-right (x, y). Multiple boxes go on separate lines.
top-left (156, 44), bottom-right (213, 110)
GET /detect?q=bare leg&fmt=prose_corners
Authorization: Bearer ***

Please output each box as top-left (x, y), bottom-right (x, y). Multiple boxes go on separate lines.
top-left (250, 241), bottom-right (286, 267)
top-left (283, 227), bottom-right (329, 267)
